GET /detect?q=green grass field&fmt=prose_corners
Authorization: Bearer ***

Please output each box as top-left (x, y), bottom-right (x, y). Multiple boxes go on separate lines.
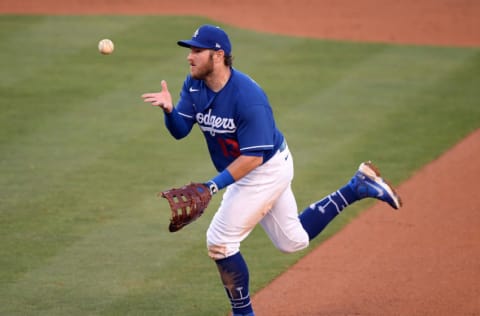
top-left (1, 15), bottom-right (479, 315)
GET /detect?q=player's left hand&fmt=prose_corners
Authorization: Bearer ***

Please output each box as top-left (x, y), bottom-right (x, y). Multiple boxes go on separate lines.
top-left (142, 80), bottom-right (173, 113)
top-left (160, 182), bottom-right (212, 232)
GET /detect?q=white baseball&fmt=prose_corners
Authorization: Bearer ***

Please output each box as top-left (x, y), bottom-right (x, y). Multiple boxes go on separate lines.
top-left (98, 39), bottom-right (114, 55)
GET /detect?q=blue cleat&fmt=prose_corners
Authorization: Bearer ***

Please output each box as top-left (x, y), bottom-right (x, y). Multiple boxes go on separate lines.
top-left (349, 161), bottom-right (402, 210)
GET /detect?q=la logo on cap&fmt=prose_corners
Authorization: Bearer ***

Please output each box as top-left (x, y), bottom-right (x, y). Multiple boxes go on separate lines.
top-left (193, 29), bottom-right (199, 38)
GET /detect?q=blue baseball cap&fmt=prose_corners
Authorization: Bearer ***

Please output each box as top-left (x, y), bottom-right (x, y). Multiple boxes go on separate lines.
top-left (177, 25), bottom-right (232, 56)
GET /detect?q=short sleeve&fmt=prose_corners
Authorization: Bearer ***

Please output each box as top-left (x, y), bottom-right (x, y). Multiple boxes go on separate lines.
top-left (236, 104), bottom-right (275, 154)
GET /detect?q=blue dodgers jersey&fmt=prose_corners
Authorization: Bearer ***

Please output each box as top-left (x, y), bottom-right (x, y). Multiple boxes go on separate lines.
top-left (175, 68), bottom-right (284, 172)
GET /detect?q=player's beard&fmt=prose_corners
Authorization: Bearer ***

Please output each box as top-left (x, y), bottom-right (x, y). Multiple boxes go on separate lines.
top-left (191, 52), bottom-right (214, 80)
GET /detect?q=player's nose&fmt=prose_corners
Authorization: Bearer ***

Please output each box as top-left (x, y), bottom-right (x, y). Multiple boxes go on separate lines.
top-left (187, 52), bottom-right (194, 63)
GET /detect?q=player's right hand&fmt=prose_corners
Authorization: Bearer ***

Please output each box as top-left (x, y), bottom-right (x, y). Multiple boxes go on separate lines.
top-left (141, 80), bottom-right (173, 113)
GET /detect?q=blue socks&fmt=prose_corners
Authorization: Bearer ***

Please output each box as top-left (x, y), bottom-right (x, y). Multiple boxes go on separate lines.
top-left (214, 184), bottom-right (358, 316)
top-left (299, 183), bottom-right (357, 240)
top-left (215, 252), bottom-right (254, 316)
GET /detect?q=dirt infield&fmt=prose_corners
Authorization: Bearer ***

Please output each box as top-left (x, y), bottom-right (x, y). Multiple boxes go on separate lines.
top-left (2, 0), bottom-right (480, 47)
top-left (2, 1), bottom-right (479, 315)
top-left (252, 129), bottom-right (480, 315)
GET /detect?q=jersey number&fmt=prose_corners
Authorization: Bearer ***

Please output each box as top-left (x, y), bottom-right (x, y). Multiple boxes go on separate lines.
top-left (218, 138), bottom-right (240, 158)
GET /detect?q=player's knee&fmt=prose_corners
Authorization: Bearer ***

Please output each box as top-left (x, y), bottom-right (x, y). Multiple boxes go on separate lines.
top-left (207, 243), bottom-right (242, 260)
top-left (207, 244), bottom-right (228, 260)
top-left (276, 239), bottom-right (309, 253)
top-left (206, 233), bottom-right (240, 260)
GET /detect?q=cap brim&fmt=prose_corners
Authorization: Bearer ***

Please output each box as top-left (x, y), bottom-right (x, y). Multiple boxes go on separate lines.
top-left (177, 39), bottom-right (212, 49)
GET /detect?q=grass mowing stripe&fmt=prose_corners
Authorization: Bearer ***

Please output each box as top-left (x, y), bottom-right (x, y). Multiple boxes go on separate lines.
top-left (0, 16), bottom-right (479, 315)
top-left (1, 204), bottom-right (204, 313)
top-left (0, 15), bottom-right (146, 87)
top-left (0, 16), bottom-right (212, 290)
top-left (269, 44), bottom-right (478, 202)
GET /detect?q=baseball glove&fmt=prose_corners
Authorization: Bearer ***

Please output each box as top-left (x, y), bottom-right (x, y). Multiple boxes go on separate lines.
top-left (160, 182), bottom-right (212, 232)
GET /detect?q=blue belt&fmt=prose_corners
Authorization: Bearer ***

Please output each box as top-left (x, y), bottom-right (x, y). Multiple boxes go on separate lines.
top-left (279, 139), bottom-right (287, 153)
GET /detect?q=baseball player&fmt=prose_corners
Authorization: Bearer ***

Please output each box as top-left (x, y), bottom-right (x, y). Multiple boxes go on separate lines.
top-left (142, 25), bottom-right (402, 316)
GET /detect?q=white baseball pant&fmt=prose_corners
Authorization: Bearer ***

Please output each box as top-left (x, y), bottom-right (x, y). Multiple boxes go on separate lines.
top-left (206, 143), bottom-right (310, 260)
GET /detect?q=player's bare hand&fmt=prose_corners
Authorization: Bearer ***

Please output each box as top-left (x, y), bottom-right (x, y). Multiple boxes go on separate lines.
top-left (142, 80), bottom-right (173, 113)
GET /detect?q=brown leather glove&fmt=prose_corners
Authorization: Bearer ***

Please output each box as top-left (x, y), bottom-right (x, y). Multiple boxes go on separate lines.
top-left (160, 182), bottom-right (212, 232)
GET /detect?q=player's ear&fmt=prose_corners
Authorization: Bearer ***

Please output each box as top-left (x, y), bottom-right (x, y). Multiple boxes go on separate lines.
top-left (214, 49), bottom-right (225, 62)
